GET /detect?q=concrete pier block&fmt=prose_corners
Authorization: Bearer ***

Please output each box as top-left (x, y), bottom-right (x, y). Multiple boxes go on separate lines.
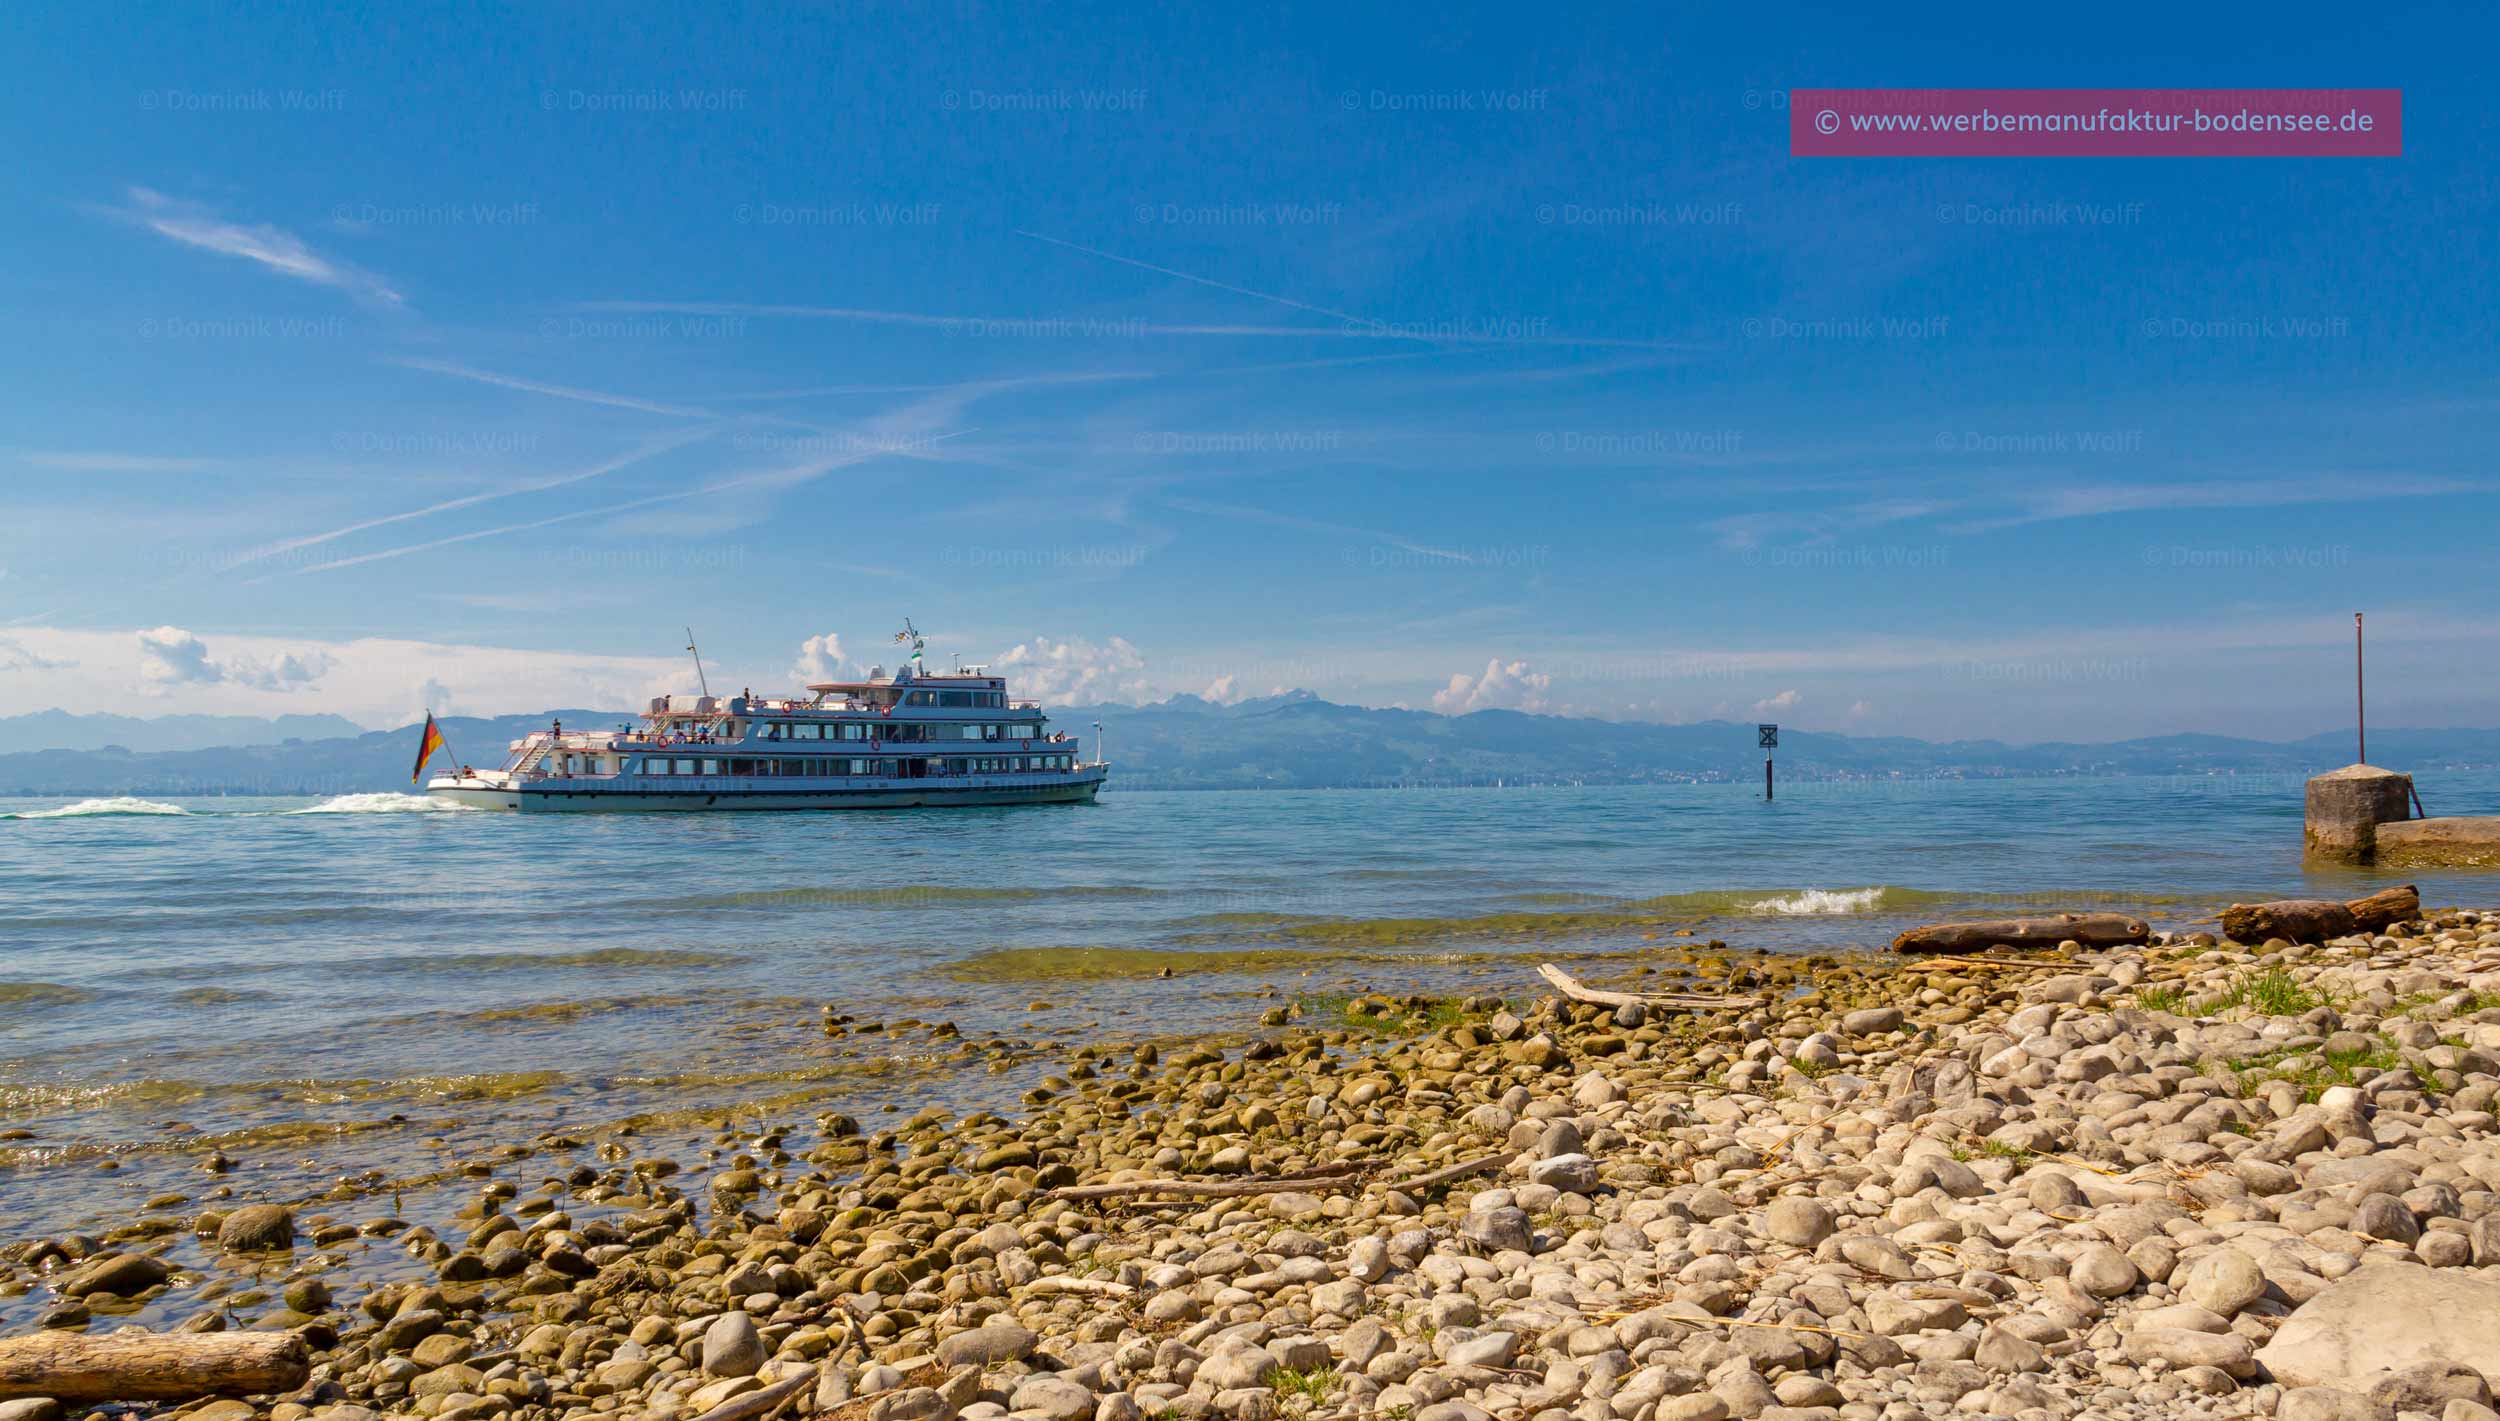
top-left (2304, 764), bottom-right (2416, 861)
top-left (2377, 817), bottom-right (2500, 868)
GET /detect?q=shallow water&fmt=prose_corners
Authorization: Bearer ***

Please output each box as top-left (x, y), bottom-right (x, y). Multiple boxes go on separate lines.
top-left (2, 774), bottom-right (2494, 1264)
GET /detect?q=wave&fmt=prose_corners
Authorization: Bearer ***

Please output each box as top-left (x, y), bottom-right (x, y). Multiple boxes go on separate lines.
top-left (286, 793), bottom-right (474, 814)
top-left (0, 982), bottom-right (94, 1009)
top-left (0, 1069), bottom-right (571, 1116)
top-left (1741, 886), bottom-right (1898, 915)
top-left (5, 797), bottom-right (193, 819)
top-left (358, 946), bottom-right (741, 974)
top-left (623, 884), bottom-right (1159, 912)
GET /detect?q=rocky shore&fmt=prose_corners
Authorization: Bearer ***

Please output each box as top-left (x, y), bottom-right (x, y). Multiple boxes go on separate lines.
top-left (14, 903), bottom-right (2500, 1421)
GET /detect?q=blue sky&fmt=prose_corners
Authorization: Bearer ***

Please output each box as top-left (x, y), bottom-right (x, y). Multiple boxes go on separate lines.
top-left (3, 2), bottom-right (2494, 740)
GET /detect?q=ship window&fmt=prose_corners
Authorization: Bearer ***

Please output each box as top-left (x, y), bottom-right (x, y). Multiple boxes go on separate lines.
top-left (702, 759), bottom-right (720, 775)
top-left (799, 723), bottom-right (823, 740)
top-left (675, 758), bottom-right (697, 775)
top-left (906, 690), bottom-right (933, 706)
top-left (938, 691), bottom-right (967, 707)
top-left (838, 723), bottom-right (863, 740)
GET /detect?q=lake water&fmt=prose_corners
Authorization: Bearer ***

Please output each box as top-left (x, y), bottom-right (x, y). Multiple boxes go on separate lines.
top-left (3, 773), bottom-right (2495, 1310)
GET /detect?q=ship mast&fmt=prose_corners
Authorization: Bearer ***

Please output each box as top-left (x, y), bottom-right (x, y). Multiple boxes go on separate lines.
top-left (685, 627), bottom-right (711, 698)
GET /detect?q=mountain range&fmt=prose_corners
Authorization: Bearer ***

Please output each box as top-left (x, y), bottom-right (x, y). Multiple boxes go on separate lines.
top-left (0, 695), bottom-right (2495, 796)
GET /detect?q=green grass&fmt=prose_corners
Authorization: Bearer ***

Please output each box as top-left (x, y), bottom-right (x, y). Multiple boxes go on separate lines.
top-left (1975, 1139), bottom-right (2036, 1164)
top-left (2133, 983), bottom-right (2186, 1014)
top-left (2199, 968), bottom-right (2323, 1018)
top-left (1293, 993), bottom-right (1469, 1038)
top-left (2224, 1035), bottom-right (2403, 1102)
top-left (1270, 1365), bottom-right (1339, 1413)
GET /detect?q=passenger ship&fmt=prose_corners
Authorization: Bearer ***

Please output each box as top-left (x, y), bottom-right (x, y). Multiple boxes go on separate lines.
top-left (424, 625), bottom-right (1107, 812)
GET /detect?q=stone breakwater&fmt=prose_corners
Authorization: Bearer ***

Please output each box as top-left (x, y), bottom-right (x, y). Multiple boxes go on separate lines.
top-left (14, 907), bottom-right (2500, 1421)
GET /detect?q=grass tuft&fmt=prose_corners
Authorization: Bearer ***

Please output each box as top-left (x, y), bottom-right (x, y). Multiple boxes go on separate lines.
top-left (2134, 983), bottom-right (2186, 1014)
top-left (2199, 968), bottom-right (2321, 1019)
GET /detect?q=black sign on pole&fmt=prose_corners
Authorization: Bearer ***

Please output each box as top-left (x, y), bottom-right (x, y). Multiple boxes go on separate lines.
top-left (1758, 723), bottom-right (1778, 800)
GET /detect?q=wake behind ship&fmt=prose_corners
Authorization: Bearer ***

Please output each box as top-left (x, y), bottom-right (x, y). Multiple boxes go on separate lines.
top-left (422, 625), bottom-right (1106, 812)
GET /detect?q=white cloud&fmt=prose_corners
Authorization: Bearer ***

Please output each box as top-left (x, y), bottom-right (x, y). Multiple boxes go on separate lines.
top-left (792, 632), bottom-right (849, 685)
top-left (0, 625), bottom-right (677, 725)
top-left (0, 638), bottom-right (71, 672)
top-left (1848, 699), bottom-right (1873, 719)
top-left (1751, 689), bottom-right (1803, 715)
top-left (993, 635), bottom-right (1150, 704)
top-left (1433, 658), bottom-right (1551, 714)
top-left (228, 649), bottom-right (332, 691)
top-left (136, 626), bottom-right (221, 687)
top-left (113, 187), bottom-right (404, 308)
top-left (1202, 674), bottom-right (1246, 704)
top-left (137, 626), bottom-right (332, 693)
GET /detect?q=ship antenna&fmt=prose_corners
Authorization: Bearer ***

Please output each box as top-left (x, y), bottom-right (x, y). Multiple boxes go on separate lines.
top-left (685, 627), bottom-right (711, 698)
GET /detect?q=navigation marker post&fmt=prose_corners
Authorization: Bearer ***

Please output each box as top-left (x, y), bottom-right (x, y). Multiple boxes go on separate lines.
top-left (1758, 723), bottom-right (1779, 801)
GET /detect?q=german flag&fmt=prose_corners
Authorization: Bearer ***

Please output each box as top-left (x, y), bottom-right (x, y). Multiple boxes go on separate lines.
top-left (410, 712), bottom-right (448, 784)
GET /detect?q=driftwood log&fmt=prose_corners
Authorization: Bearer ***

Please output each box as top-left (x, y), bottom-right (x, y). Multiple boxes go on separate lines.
top-left (0, 1329), bottom-right (308, 1403)
top-left (683, 1364), bottom-right (816, 1421)
top-left (1889, 913), bottom-right (2151, 956)
top-left (2221, 885), bottom-right (2419, 946)
top-left (1045, 1150), bottom-right (1510, 1204)
top-left (1536, 963), bottom-right (1763, 1011)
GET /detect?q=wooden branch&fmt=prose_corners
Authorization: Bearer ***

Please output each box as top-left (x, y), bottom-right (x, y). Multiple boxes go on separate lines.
top-left (1537, 963), bottom-right (1762, 1011)
top-left (1048, 1161), bottom-right (1369, 1201)
top-left (0, 1330), bottom-right (309, 1403)
top-left (1889, 913), bottom-right (2149, 956)
top-left (1376, 1151), bottom-right (1511, 1196)
top-left (2220, 885), bottom-right (2418, 946)
top-left (1021, 1276), bottom-right (1135, 1299)
top-left (685, 1365), bottom-right (817, 1421)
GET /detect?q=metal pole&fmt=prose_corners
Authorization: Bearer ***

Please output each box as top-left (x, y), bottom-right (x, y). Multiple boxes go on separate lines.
top-left (2355, 612), bottom-right (2365, 765)
top-left (1765, 753), bottom-right (1774, 801)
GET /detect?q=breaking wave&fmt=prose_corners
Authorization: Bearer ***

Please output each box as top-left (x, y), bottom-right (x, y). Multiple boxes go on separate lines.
top-left (5, 797), bottom-right (193, 819)
top-left (1741, 886), bottom-right (1897, 915)
top-left (286, 793), bottom-right (474, 814)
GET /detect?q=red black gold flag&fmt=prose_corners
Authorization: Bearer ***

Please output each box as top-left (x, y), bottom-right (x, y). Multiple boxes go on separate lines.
top-left (411, 712), bottom-right (448, 784)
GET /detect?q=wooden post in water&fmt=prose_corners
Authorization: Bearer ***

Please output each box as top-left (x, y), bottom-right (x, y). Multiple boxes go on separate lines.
top-left (1757, 723), bottom-right (1778, 801)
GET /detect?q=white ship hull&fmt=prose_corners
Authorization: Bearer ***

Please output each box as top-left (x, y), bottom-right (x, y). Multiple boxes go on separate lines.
top-left (428, 767), bottom-right (1105, 813)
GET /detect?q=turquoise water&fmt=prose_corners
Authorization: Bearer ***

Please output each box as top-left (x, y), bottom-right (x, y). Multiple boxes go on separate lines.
top-left (1, 774), bottom-right (2493, 1265)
